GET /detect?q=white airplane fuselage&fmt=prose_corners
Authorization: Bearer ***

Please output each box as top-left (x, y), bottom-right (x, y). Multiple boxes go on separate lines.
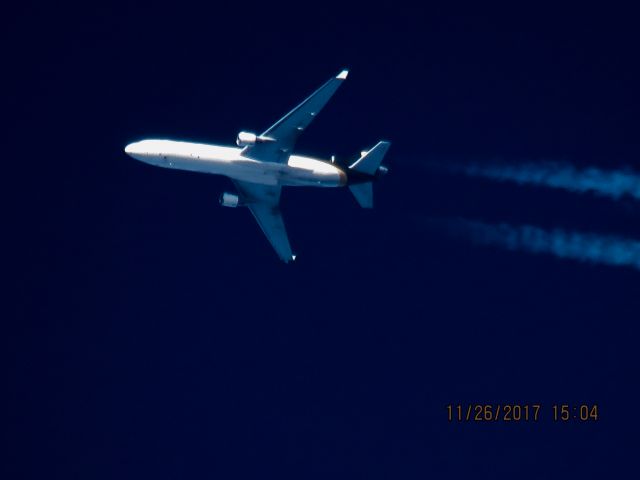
top-left (125, 139), bottom-right (347, 187)
top-left (124, 69), bottom-right (390, 263)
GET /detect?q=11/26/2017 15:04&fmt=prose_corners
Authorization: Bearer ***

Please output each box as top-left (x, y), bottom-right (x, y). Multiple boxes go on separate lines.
top-left (446, 404), bottom-right (599, 422)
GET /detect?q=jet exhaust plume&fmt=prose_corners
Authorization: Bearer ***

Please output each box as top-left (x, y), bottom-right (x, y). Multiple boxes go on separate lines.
top-left (430, 161), bottom-right (640, 201)
top-left (439, 218), bottom-right (640, 271)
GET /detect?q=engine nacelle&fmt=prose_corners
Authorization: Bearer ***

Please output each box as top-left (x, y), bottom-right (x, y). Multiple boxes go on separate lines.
top-left (219, 192), bottom-right (241, 208)
top-left (236, 131), bottom-right (276, 147)
top-left (236, 131), bottom-right (257, 147)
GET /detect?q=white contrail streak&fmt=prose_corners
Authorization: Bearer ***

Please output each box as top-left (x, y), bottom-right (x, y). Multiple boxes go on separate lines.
top-left (444, 219), bottom-right (640, 271)
top-left (432, 161), bottom-right (640, 201)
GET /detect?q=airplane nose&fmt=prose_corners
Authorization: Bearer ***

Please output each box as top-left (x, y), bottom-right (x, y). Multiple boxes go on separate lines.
top-left (125, 142), bottom-right (148, 160)
top-left (125, 141), bottom-right (156, 164)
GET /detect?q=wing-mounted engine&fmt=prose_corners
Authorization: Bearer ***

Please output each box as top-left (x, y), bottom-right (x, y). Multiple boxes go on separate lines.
top-left (219, 192), bottom-right (243, 208)
top-left (236, 131), bottom-right (276, 147)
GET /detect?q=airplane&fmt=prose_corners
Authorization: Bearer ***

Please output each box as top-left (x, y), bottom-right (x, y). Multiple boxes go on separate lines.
top-left (125, 69), bottom-right (390, 262)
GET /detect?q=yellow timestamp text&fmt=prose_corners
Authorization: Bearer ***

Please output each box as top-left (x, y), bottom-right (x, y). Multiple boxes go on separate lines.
top-left (446, 404), bottom-right (599, 422)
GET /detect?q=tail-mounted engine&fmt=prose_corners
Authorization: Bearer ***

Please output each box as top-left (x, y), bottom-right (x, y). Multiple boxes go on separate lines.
top-left (236, 131), bottom-right (276, 147)
top-left (219, 192), bottom-right (242, 208)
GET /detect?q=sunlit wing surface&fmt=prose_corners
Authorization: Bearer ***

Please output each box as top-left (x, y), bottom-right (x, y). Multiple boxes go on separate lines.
top-left (240, 70), bottom-right (349, 163)
top-left (232, 180), bottom-right (294, 262)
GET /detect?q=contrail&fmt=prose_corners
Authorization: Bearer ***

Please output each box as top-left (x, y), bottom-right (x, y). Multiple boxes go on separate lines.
top-left (439, 218), bottom-right (640, 271)
top-left (429, 161), bottom-right (640, 201)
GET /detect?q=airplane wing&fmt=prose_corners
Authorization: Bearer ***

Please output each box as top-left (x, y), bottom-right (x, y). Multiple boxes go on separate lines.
top-left (232, 180), bottom-right (295, 262)
top-left (241, 69), bottom-right (349, 163)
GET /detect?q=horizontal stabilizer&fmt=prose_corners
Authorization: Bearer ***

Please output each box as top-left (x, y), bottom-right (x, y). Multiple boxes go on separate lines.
top-left (349, 141), bottom-right (391, 175)
top-left (349, 182), bottom-right (374, 209)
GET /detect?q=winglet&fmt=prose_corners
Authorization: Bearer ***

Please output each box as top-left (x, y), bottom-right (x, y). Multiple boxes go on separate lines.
top-left (336, 69), bottom-right (349, 80)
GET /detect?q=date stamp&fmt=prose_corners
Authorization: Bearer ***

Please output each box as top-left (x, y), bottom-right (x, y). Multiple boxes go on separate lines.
top-left (446, 404), bottom-right (599, 422)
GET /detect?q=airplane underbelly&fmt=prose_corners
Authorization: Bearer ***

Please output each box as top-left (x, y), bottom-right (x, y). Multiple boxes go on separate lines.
top-left (277, 165), bottom-right (343, 187)
top-left (165, 154), bottom-right (344, 187)
top-left (281, 156), bottom-right (346, 187)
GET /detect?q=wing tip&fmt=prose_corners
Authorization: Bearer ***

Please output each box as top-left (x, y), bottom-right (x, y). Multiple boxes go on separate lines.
top-left (336, 69), bottom-right (349, 80)
top-left (282, 253), bottom-right (296, 263)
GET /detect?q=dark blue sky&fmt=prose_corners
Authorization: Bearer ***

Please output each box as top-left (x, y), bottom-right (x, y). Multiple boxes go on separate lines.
top-left (6, 3), bottom-right (640, 478)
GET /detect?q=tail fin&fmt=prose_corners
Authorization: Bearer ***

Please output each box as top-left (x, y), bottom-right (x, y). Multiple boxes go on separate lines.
top-left (348, 141), bottom-right (390, 208)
